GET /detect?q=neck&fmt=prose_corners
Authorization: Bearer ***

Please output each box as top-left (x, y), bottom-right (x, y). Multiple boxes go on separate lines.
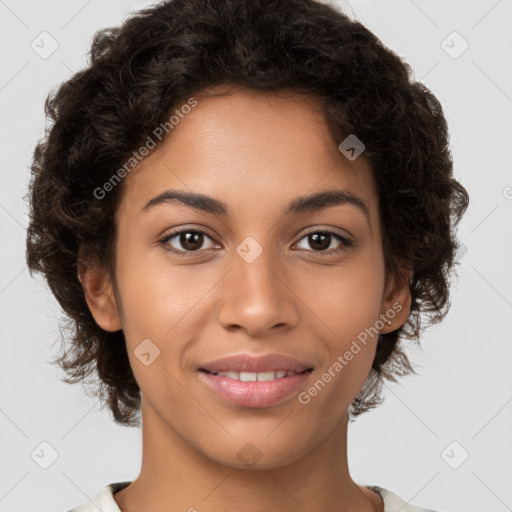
top-left (114, 400), bottom-right (382, 512)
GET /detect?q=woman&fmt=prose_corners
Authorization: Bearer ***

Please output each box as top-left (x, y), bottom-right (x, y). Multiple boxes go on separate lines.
top-left (25, 0), bottom-right (469, 510)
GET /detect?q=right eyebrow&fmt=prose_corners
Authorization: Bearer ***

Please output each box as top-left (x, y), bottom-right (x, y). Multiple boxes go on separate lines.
top-left (142, 190), bottom-right (228, 215)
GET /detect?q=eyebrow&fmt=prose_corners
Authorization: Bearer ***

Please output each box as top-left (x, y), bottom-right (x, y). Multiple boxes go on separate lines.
top-left (142, 188), bottom-right (370, 221)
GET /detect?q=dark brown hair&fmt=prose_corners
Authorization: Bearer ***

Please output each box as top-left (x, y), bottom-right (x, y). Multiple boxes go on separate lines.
top-left (25, 0), bottom-right (469, 426)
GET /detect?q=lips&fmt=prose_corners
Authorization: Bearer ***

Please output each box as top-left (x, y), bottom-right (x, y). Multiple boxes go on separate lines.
top-left (199, 353), bottom-right (314, 374)
top-left (198, 353), bottom-right (314, 408)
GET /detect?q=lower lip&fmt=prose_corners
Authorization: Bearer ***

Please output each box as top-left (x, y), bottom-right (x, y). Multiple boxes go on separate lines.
top-left (198, 371), bottom-right (312, 408)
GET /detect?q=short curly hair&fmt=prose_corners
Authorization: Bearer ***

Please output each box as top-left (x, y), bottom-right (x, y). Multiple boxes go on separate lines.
top-left (25, 0), bottom-right (469, 426)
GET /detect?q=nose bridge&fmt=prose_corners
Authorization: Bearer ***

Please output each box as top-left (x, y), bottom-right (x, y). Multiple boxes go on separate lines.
top-left (217, 233), bottom-right (297, 334)
top-left (237, 236), bottom-right (279, 295)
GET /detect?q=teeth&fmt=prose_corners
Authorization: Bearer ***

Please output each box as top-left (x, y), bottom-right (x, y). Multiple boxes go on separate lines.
top-left (240, 371), bottom-right (257, 382)
top-left (256, 371), bottom-right (277, 381)
top-left (213, 370), bottom-right (296, 381)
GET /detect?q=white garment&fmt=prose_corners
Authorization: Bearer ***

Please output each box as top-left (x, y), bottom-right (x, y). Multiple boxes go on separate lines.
top-left (67, 481), bottom-right (440, 511)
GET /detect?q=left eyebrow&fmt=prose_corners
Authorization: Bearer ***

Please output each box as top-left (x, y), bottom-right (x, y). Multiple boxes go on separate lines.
top-left (285, 189), bottom-right (369, 220)
top-left (141, 188), bottom-right (370, 222)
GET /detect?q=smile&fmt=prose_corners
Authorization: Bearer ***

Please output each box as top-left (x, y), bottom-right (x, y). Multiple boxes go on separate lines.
top-left (199, 369), bottom-right (313, 408)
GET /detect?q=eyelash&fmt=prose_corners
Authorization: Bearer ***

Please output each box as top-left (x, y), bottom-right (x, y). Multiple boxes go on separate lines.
top-left (158, 228), bottom-right (353, 257)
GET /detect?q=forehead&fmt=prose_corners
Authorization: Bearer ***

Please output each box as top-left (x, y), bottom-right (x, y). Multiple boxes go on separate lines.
top-left (116, 87), bottom-right (379, 225)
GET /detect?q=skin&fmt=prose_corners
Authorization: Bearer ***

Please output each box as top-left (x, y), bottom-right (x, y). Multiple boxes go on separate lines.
top-left (80, 85), bottom-right (412, 512)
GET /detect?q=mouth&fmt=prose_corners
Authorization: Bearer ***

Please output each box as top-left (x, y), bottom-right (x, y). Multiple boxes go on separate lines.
top-left (198, 367), bottom-right (314, 408)
top-left (197, 353), bottom-right (314, 407)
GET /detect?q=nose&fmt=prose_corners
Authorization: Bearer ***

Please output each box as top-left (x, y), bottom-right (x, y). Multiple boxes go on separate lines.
top-left (216, 241), bottom-right (300, 337)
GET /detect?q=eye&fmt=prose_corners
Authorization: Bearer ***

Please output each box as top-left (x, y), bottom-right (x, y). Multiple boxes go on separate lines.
top-left (294, 230), bottom-right (353, 255)
top-left (159, 228), bottom-right (218, 256)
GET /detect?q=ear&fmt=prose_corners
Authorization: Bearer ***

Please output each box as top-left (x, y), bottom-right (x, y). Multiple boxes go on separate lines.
top-left (77, 260), bottom-right (122, 332)
top-left (379, 262), bottom-right (413, 334)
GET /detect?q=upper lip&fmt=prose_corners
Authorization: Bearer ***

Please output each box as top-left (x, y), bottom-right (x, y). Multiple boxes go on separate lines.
top-left (199, 353), bottom-right (314, 374)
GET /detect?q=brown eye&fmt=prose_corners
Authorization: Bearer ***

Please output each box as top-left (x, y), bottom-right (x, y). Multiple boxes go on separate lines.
top-left (176, 231), bottom-right (204, 251)
top-left (295, 231), bottom-right (352, 255)
top-left (159, 229), bottom-right (218, 255)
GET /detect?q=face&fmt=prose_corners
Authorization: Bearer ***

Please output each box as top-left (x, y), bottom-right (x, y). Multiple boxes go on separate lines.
top-left (82, 86), bottom-right (411, 469)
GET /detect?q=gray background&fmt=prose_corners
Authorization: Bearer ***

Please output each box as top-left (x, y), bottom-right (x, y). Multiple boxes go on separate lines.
top-left (1, 1), bottom-right (511, 511)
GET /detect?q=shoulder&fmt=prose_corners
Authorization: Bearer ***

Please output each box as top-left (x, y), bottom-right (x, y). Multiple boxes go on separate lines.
top-left (65, 482), bottom-right (131, 512)
top-left (366, 485), bottom-right (442, 512)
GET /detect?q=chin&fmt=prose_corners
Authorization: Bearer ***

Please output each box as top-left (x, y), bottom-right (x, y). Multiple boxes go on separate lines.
top-left (199, 434), bottom-right (313, 471)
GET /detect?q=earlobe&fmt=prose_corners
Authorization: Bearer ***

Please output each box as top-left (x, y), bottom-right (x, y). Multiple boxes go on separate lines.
top-left (381, 266), bottom-right (413, 333)
top-left (77, 262), bottom-right (122, 332)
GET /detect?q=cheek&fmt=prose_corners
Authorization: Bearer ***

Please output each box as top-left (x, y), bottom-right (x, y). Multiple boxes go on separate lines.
top-left (113, 245), bottom-right (224, 393)
top-left (294, 257), bottom-right (385, 341)
top-left (114, 242), bottom-right (204, 333)
top-left (293, 257), bottom-right (385, 399)
top-left (296, 273), bottom-right (383, 412)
